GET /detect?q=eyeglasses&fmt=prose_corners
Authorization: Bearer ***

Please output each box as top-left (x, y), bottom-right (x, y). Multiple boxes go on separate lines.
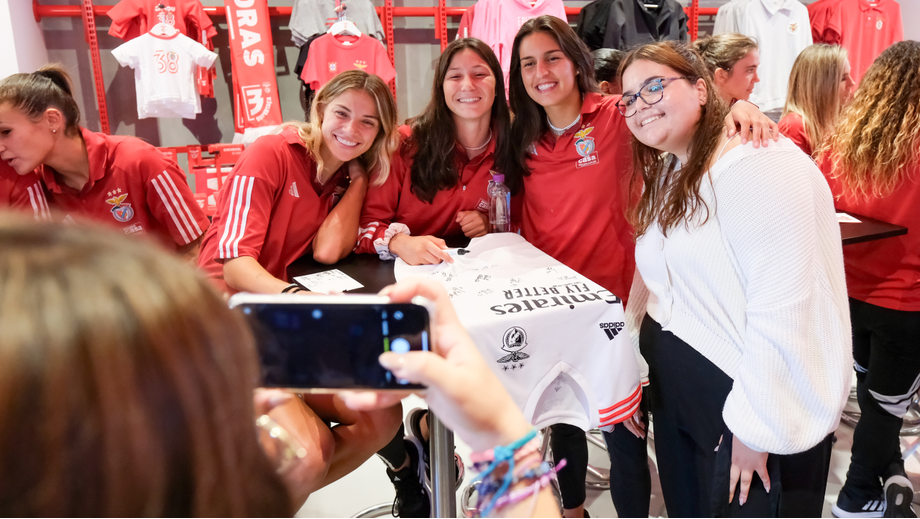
top-left (616, 77), bottom-right (695, 117)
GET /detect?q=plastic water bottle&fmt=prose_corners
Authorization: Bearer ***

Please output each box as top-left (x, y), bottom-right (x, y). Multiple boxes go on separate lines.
top-left (488, 173), bottom-right (511, 233)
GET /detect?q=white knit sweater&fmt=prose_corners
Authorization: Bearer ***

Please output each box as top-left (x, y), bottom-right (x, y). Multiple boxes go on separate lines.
top-left (626, 138), bottom-right (853, 455)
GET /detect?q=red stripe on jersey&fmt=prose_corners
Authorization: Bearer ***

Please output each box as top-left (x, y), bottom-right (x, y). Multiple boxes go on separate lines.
top-left (219, 175), bottom-right (254, 259)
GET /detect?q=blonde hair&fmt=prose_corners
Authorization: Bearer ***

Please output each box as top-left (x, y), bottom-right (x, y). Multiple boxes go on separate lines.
top-left (821, 40), bottom-right (920, 199)
top-left (782, 44), bottom-right (849, 156)
top-left (692, 33), bottom-right (758, 77)
top-left (0, 218), bottom-right (290, 516)
top-left (0, 64), bottom-right (81, 136)
top-left (283, 70), bottom-right (399, 186)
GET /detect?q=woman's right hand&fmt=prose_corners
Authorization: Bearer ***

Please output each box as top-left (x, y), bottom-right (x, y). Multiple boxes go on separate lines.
top-left (388, 234), bottom-right (454, 265)
top-left (342, 279), bottom-right (531, 452)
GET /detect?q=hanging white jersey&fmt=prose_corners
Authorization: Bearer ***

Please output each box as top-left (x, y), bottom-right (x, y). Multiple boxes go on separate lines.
top-left (112, 31), bottom-right (217, 119)
top-left (395, 233), bottom-right (643, 431)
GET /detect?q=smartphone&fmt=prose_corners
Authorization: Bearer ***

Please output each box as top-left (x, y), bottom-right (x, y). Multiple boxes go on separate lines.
top-left (229, 294), bottom-right (433, 392)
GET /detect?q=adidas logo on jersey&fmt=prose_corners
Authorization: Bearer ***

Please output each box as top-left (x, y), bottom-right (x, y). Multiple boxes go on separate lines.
top-left (289, 182), bottom-right (300, 198)
top-left (600, 322), bottom-right (624, 340)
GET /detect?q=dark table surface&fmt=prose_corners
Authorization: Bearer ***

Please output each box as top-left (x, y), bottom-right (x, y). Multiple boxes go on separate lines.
top-left (839, 212), bottom-right (908, 246)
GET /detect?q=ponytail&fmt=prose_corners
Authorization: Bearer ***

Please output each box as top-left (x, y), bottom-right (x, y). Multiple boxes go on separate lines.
top-left (0, 64), bottom-right (81, 136)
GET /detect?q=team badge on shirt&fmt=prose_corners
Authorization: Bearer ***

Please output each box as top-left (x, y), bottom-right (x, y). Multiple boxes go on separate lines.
top-left (787, 22), bottom-right (798, 34)
top-left (353, 60), bottom-right (368, 69)
top-left (497, 326), bottom-right (530, 370)
top-left (574, 127), bottom-right (600, 168)
top-left (106, 193), bottom-right (135, 223)
top-left (329, 62), bottom-right (337, 72)
top-left (876, 18), bottom-right (884, 30)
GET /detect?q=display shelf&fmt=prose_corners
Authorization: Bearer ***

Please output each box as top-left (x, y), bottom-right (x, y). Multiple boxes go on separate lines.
top-left (32, 0), bottom-right (712, 137)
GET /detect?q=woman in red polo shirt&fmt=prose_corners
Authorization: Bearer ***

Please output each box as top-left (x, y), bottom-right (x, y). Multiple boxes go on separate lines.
top-left (356, 37), bottom-right (511, 264)
top-left (199, 70), bottom-right (400, 295)
top-left (821, 41), bottom-right (920, 519)
top-left (0, 65), bottom-right (208, 260)
top-left (503, 16), bottom-right (777, 518)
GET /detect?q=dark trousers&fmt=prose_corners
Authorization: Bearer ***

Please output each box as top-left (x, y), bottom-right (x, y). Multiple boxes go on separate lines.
top-left (843, 298), bottom-right (920, 496)
top-left (550, 423), bottom-right (588, 510)
top-left (641, 314), bottom-right (832, 517)
top-left (602, 395), bottom-right (651, 517)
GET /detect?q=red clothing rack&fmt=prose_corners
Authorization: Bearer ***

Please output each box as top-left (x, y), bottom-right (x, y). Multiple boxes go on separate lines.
top-left (33, 0), bottom-right (716, 134)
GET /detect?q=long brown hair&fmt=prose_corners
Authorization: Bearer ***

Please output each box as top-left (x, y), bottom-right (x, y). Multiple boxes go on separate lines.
top-left (783, 44), bottom-right (850, 156)
top-left (284, 70), bottom-right (399, 186)
top-left (405, 38), bottom-right (512, 203)
top-left (821, 40), bottom-right (920, 199)
top-left (0, 64), bottom-right (82, 137)
top-left (0, 219), bottom-right (290, 516)
top-left (504, 15), bottom-right (598, 194)
top-left (620, 41), bottom-right (729, 237)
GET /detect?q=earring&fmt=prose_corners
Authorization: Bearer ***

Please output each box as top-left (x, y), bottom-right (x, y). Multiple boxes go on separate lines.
top-left (52, 129), bottom-right (56, 134)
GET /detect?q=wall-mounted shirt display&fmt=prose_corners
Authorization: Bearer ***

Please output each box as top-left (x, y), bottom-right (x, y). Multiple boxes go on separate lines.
top-left (301, 33), bottom-right (396, 90)
top-left (601, 0), bottom-right (689, 50)
top-left (822, 0), bottom-right (903, 83)
top-left (112, 29), bottom-right (218, 119)
top-left (290, 0), bottom-right (386, 47)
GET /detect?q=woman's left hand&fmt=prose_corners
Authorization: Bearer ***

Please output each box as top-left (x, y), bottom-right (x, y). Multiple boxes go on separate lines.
top-left (729, 435), bottom-right (771, 506)
top-left (725, 101), bottom-right (779, 148)
top-left (456, 210), bottom-right (489, 238)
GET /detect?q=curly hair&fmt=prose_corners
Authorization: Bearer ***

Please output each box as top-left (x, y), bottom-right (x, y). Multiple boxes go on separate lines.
top-left (820, 40), bottom-right (920, 199)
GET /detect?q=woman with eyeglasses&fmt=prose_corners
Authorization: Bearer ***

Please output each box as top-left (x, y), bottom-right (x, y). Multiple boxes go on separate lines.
top-left (620, 41), bottom-right (851, 517)
top-left (502, 15), bottom-right (777, 518)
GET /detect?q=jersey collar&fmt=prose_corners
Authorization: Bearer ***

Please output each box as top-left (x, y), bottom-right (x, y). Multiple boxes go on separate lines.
top-left (41, 127), bottom-right (108, 196)
top-left (759, 0), bottom-right (796, 15)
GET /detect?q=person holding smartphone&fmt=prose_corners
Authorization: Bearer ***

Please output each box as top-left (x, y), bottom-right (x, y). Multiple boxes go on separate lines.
top-left (502, 15), bottom-right (777, 518)
top-left (197, 70), bottom-right (408, 507)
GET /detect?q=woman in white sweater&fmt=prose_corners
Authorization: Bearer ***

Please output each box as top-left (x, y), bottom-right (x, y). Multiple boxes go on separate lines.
top-left (619, 41), bottom-right (852, 517)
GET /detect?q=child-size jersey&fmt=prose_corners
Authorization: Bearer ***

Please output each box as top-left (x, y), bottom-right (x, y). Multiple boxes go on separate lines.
top-left (522, 92), bottom-right (636, 303)
top-left (198, 128), bottom-right (350, 294)
top-left (0, 162), bottom-right (50, 220)
top-left (112, 31), bottom-right (218, 119)
top-left (395, 233), bottom-right (643, 430)
top-left (108, 0), bottom-right (218, 42)
top-left (356, 125), bottom-right (494, 258)
top-left (40, 127), bottom-right (208, 250)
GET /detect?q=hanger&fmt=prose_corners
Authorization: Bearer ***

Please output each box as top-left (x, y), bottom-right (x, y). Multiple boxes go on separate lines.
top-left (327, 1), bottom-right (362, 38)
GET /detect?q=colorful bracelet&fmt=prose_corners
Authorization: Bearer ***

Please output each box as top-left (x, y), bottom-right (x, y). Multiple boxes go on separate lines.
top-left (475, 459), bottom-right (566, 517)
top-left (471, 429), bottom-right (538, 517)
top-left (471, 436), bottom-right (541, 472)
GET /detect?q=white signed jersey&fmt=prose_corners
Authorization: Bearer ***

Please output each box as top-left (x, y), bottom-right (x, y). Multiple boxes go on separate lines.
top-left (112, 31), bottom-right (217, 119)
top-left (395, 233), bottom-right (642, 430)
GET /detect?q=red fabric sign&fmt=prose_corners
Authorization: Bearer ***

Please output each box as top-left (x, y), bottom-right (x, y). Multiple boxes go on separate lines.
top-left (224, 0), bottom-right (283, 132)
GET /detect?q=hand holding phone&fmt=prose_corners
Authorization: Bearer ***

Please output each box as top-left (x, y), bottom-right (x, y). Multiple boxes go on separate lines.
top-left (230, 294), bottom-right (433, 391)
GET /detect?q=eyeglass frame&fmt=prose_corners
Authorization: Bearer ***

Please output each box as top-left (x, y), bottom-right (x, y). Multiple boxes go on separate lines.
top-left (616, 76), bottom-right (697, 117)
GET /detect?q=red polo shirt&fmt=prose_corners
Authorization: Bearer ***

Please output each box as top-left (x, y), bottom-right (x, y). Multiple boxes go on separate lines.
top-left (778, 112), bottom-right (813, 157)
top-left (825, 0), bottom-right (903, 83)
top-left (522, 92), bottom-right (636, 303)
top-left (0, 162), bottom-right (50, 219)
top-left (819, 154), bottom-right (920, 311)
top-left (198, 128), bottom-right (350, 294)
top-left (40, 127), bottom-right (208, 250)
top-left (356, 125), bottom-right (494, 256)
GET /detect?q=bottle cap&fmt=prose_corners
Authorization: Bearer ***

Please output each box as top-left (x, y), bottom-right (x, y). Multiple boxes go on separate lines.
top-left (492, 173), bottom-right (504, 182)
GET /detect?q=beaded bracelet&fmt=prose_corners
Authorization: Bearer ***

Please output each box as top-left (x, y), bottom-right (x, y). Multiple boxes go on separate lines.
top-left (476, 459), bottom-right (566, 517)
top-left (471, 436), bottom-right (541, 472)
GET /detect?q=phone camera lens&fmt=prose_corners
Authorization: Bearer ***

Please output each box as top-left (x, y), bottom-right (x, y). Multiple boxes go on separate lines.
top-left (394, 311), bottom-right (404, 320)
top-left (312, 309), bottom-right (322, 320)
top-left (391, 337), bottom-right (411, 354)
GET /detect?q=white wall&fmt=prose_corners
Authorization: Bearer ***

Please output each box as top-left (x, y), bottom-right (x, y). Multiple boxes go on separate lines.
top-left (1, 0), bottom-right (49, 79)
top-left (900, 0), bottom-right (920, 41)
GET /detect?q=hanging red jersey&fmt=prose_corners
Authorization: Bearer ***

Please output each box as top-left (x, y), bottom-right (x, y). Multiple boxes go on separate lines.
top-left (301, 33), bottom-right (396, 90)
top-left (824, 0), bottom-right (903, 83)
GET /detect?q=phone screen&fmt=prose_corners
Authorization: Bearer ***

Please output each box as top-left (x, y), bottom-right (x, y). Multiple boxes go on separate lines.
top-left (239, 302), bottom-right (429, 390)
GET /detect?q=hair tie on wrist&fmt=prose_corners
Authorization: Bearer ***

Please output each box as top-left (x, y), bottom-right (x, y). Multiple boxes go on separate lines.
top-left (281, 283), bottom-right (302, 294)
